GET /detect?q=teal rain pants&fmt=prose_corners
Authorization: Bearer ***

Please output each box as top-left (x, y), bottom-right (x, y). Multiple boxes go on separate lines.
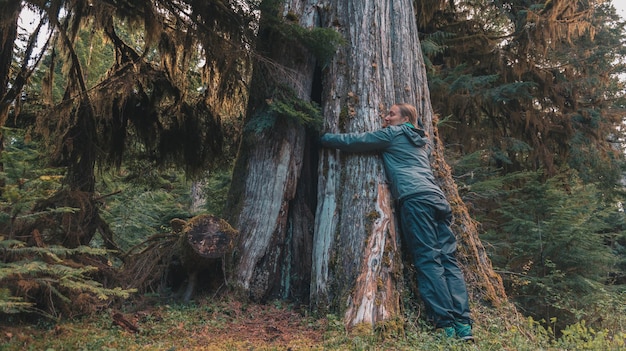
top-left (399, 194), bottom-right (471, 328)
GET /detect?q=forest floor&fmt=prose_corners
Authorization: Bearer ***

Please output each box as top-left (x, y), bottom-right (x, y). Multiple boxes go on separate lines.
top-left (2, 294), bottom-right (622, 350)
top-left (0, 293), bottom-right (492, 350)
top-left (1, 296), bottom-right (335, 350)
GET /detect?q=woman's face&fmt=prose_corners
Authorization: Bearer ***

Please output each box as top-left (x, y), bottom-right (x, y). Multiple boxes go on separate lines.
top-left (384, 105), bottom-right (409, 127)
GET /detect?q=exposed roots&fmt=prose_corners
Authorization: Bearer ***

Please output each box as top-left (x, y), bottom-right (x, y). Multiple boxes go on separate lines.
top-left (119, 232), bottom-right (180, 294)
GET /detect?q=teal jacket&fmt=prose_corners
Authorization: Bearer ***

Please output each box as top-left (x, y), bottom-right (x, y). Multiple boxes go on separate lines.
top-left (320, 123), bottom-right (445, 202)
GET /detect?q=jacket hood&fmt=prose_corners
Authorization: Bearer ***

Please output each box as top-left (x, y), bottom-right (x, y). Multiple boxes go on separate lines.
top-left (401, 123), bottom-right (427, 147)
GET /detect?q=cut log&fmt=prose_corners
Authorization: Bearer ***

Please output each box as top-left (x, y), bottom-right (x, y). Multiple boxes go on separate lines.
top-left (180, 214), bottom-right (238, 260)
top-left (171, 214), bottom-right (238, 301)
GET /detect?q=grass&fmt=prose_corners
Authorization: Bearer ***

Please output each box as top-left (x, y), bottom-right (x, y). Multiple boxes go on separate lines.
top-left (1, 296), bottom-right (625, 350)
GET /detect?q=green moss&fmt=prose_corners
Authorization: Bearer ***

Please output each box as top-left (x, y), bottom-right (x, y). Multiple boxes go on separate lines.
top-left (374, 317), bottom-right (406, 340)
top-left (285, 11), bottom-right (299, 22)
top-left (267, 89), bottom-right (323, 130)
top-left (293, 26), bottom-right (345, 67)
top-left (6, 295), bottom-right (626, 350)
top-left (339, 106), bottom-right (349, 131)
top-left (243, 109), bottom-right (277, 134)
top-left (382, 253), bottom-right (392, 268)
top-left (261, 2), bottom-right (344, 68)
top-left (351, 322), bottom-right (375, 337)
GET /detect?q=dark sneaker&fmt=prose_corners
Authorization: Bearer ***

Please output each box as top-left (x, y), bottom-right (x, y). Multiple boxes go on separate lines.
top-left (436, 326), bottom-right (456, 338)
top-left (453, 321), bottom-right (474, 342)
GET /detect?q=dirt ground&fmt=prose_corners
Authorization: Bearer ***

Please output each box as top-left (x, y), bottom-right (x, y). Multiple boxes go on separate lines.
top-left (181, 299), bottom-right (329, 349)
top-left (1, 297), bottom-right (332, 350)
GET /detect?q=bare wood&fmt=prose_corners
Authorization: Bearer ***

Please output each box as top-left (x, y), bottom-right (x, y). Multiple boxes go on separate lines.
top-left (343, 183), bottom-right (401, 326)
top-left (179, 214), bottom-right (238, 261)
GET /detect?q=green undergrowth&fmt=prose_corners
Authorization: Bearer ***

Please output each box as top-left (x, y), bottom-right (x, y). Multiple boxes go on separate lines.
top-left (2, 296), bottom-right (625, 350)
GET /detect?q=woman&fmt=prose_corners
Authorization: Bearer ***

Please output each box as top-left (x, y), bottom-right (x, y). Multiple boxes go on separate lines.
top-left (320, 103), bottom-right (473, 341)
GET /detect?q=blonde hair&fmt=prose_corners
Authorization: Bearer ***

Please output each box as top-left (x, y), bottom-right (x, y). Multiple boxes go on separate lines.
top-left (395, 103), bottom-right (418, 127)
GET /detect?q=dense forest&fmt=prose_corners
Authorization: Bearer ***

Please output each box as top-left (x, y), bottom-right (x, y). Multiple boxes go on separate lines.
top-left (1, 0), bottom-right (626, 349)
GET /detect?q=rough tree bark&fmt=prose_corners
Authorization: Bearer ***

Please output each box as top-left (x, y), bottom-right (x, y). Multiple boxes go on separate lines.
top-left (0, 1), bottom-right (21, 199)
top-left (228, 0), bottom-right (509, 333)
top-left (0, 1), bottom-right (21, 124)
top-left (312, 0), bottom-right (420, 328)
top-left (312, 0), bottom-right (508, 329)
top-left (225, 0), bottom-right (319, 302)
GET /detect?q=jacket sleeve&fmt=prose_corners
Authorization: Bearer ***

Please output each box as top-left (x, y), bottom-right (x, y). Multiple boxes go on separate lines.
top-left (320, 128), bottom-right (393, 152)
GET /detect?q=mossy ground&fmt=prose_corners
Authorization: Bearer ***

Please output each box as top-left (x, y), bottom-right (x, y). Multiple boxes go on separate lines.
top-left (1, 296), bottom-right (624, 350)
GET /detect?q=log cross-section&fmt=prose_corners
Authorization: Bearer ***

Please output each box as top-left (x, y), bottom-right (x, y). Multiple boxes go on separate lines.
top-left (174, 214), bottom-right (238, 301)
top-left (184, 215), bottom-right (237, 259)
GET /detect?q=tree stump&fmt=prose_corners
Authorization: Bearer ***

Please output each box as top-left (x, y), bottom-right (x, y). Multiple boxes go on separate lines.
top-left (171, 214), bottom-right (238, 302)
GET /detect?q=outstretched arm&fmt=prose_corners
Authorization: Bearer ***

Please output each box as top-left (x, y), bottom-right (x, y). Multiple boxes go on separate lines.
top-left (320, 128), bottom-right (393, 153)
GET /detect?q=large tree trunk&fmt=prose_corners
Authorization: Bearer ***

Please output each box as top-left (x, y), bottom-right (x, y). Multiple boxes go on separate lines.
top-left (0, 1), bottom-right (21, 199)
top-left (228, 0), bottom-right (509, 332)
top-left (0, 0), bottom-right (21, 124)
top-left (312, 0), bottom-right (509, 329)
top-left (225, 0), bottom-right (319, 302)
top-left (312, 0), bottom-right (416, 328)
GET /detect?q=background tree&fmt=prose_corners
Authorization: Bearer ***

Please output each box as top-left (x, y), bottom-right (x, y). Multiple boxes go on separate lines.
top-left (2, 0), bottom-right (254, 248)
top-left (423, 0), bottom-right (625, 180)
top-left (419, 0), bottom-right (626, 328)
top-left (0, 0), bottom-right (255, 316)
top-left (483, 170), bottom-right (622, 330)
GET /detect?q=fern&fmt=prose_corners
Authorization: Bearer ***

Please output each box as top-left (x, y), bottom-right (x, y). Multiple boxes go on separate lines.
top-left (0, 241), bottom-right (136, 318)
top-left (98, 166), bottom-right (192, 251)
top-left (245, 85), bottom-right (323, 133)
top-left (0, 288), bottom-right (34, 313)
top-left (292, 26), bottom-right (345, 67)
